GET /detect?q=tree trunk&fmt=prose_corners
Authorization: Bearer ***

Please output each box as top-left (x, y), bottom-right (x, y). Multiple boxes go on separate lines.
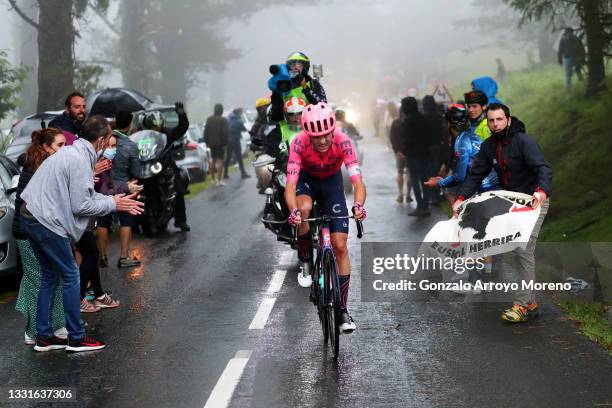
top-left (150, 1), bottom-right (189, 103)
top-left (536, 26), bottom-right (557, 65)
top-left (36, 0), bottom-right (74, 112)
top-left (119, 0), bottom-right (154, 97)
top-left (581, 0), bottom-right (606, 96)
top-left (12, 0), bottom-right (38, 116)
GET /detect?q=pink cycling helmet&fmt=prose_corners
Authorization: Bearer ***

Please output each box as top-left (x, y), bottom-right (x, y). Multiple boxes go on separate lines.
top-left (301, 102), bottom-right (336, 137)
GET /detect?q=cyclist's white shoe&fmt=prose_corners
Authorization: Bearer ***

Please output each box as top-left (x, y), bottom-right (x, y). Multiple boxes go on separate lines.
top-left (340, 310), bottom-right (356, 333)
top-left (298, 272), bottom-right (312, 288)
top-left (297, 262), bottom-right (312, 288)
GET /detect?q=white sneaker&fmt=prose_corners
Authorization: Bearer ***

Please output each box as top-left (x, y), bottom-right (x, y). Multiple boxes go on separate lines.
top-left (53, 327), bottom-right (68, 339)
top-left (297, 271), bottom-right (313, 288)
top-left (297, 262), bottom-right (313, 287)
top-left (219, 180), bottom-right (226, 186)
top-left (24, 332), bottom-right (35, 345)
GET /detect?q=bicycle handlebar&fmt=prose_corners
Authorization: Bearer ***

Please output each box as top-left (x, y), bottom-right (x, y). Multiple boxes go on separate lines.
top-left (289, 214), bottom-right (364, 241)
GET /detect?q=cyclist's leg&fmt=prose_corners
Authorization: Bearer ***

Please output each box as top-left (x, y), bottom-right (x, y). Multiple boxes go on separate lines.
top-left (296, 171), bottom-right (314, 265)
top-left (331, 232), bottom-right (350, 302)
top-left (319, 171), bottom-right (352, 308)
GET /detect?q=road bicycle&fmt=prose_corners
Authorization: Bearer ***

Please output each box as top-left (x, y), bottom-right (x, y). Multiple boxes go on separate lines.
top-left (292, 209), bottom-right (364, 360)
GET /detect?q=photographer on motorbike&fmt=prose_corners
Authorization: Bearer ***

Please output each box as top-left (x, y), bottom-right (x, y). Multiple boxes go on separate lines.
top-left (269, 52), bottom-right (327, 123)
top-left (250, 97), bottom-right (271, 141)
top-left (253, 96), bottom-right (307, 166)
top-left (141, 102), bottom-right (191, 232)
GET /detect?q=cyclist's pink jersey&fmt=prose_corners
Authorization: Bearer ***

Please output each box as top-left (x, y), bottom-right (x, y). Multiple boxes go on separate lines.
top-left (287, 129), bottom-right (362, 183)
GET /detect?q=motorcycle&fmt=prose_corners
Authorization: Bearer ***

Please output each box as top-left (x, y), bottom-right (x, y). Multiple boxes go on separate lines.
top-left (130, 130), bottom-right (189, 237)
top-left (254, 153), bottom-right (295, 247)
top-left (250, 123), bottom-right (277, 193)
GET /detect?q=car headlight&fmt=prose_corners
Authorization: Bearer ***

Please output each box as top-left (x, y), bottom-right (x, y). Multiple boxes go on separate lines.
top-left (151, 162), bottom-right (163, 175)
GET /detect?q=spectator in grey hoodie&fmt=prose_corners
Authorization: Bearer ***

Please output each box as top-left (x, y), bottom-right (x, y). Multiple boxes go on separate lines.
top-left (20, 116), bottom-right (144, 353)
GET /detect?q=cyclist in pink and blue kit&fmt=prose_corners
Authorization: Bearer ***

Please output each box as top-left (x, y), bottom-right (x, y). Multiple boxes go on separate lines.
top-left (285, 102), bottom-right (366, 333)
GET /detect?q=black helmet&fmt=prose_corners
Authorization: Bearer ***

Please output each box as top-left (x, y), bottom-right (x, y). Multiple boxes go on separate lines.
top-left (142, 111), bottom-right (165, 130)
top-left (286, 51), bottom-right (310, 75)
top-left (445, 104), bottom-right (470, 132)
top-left (464, 90), bottom-right (488, 106)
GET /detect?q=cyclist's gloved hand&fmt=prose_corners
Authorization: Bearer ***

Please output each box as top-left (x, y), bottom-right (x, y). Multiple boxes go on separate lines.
top-left (288, 208), bottom-right (302, 226)
top-left (174, 101), bottom-right (185, 115)
top-left (352, 202), bottom-right (367, 221)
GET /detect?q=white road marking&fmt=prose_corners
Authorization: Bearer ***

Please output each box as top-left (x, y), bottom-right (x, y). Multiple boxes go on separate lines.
top-left (203, 350), bottom-right (252, 408)
top-left (248, 298), bottom-right (277, 330)
top-left (267, 270), bottom-right (287, 294)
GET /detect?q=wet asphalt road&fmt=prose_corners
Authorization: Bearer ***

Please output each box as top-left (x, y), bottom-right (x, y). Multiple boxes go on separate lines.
top-left (0, 135), bottom-right (611, 408)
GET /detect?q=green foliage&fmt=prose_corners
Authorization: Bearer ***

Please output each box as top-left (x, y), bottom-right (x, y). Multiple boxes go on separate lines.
top-left (74, 62), bottom-right (104, 96)
top-left (0, 50), bottom-right (28, 121)
top-left (558, 301), bottom-right (612, 353)
top-left (501, 64), bottom-right (612, 241)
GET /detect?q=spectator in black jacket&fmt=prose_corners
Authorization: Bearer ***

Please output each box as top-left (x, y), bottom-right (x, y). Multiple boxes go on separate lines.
top-left (98, 111), bottom-right (143, 268)
top-left (454, 103), bottom-right (553, 323)
top-left (204, 104), bottom-right (229, 186)
top-left (422, 95), bottom-right (446, 205)
top-left (389, 110), bottom-right (413, 204)
top-left (399, 97), bottom-right (431, 217)
top-left (558, 28), bottom-right (586, 89)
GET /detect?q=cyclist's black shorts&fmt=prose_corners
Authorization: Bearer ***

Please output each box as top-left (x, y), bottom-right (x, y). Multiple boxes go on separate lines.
top-left (296, 170), bottom-right (349, 234)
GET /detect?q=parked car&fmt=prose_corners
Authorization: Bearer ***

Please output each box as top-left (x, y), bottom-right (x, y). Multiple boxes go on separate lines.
top-left (176, 125), bottom-right (210, 182)
top-left (0, 155), bottom-right (20, 277)
top-left (3, 111), bottom-right (63, 162)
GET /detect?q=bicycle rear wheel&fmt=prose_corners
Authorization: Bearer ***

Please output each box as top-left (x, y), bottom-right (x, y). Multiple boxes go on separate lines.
top-left (323, 250), bottom-right (341, 359)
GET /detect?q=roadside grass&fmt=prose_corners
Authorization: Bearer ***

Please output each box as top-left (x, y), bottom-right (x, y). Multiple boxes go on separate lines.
top-left (557, 301), bottom-right (612, 354)
top-left (186, 152), bottom-right (254, 200)
top-left (186, 176), bottom-right (214, 200)
top-left (501, 65), bottom-right (612, 242)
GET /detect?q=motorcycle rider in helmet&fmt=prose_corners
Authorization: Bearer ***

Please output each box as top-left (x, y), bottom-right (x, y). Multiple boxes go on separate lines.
top-left (141, 102), bottom-right (191, 232)
top-left (269, 52), bottom-right (327, 123)
top-left (249, 97), bottom-right (272, 151)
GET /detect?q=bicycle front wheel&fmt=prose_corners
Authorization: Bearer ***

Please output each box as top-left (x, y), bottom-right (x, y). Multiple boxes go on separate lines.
top-left (323, 250), bottom-right (341, 359)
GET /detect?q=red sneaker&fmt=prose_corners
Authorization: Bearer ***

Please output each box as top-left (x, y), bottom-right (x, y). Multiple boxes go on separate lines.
top-left (33, 336), bottom-right (68, 352)
top-left (66, 336), bottom-right (106, 352)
